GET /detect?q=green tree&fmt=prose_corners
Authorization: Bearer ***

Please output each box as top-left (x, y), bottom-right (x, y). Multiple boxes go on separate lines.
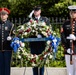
top-left (1, 0), bottom-right (76, 17)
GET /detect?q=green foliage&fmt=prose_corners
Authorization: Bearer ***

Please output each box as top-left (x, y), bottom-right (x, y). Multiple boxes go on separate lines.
top-left (49, 1), bottom-right (71, 17)
top-left (0, 0), bottom-right (76, 17)
top-left (0, 1), bottom-right (11, 8)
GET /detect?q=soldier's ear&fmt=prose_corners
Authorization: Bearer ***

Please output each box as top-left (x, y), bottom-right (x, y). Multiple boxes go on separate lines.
top-left (7, 14), bottom-right (8, 18)
top-left (39, 10), bottom-right (41, 14)
top-left (69, 11), bottom-right (73, 18)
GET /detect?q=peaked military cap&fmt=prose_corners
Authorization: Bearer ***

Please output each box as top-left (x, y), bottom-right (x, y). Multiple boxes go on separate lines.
top-left (0, 8), bottom-right (10, 15)
top-left (34, 5), bottom-right (41, 11)
top-left (68, 5), bottom-right (76, 11)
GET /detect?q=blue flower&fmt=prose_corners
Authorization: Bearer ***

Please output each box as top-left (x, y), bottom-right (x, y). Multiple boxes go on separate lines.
top-left (11, 37), bottom-right (20, 52)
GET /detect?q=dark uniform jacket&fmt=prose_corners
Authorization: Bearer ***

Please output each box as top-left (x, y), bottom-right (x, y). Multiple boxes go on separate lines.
top-left (61, 20), bottom-right (76, 54)
top-left (0, 20), bottom-right (13, 51)
top-left (29, 16), bottom-right (50, 55)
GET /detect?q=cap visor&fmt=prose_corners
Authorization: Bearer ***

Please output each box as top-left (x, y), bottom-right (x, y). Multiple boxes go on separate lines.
top-left (34, 8), bottom-right (41, 11)
top-left (0, 11), bottom-right (8, 15)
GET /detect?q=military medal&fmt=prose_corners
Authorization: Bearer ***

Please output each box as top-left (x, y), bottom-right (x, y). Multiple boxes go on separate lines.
top-left (5, 26), bottom-right (8, 30)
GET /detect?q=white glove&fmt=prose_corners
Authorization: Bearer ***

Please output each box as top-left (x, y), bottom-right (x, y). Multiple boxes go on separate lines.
top-left (7, 36), bottom-right (12, 41)
top-left (67, 34), bottom-right (76, 40)
top-left (28, 10), bottom-right (34, 18)
top-left (37, 34), bottom-right (42, 38)
top-left (67, 48), bottom-right (73, 54)
top-left (20, 41), bottom-right (25, 47)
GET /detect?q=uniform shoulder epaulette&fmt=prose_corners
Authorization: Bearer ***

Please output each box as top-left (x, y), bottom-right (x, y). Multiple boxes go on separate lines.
top-left (63, 20), bottom-right (70, 25)
top-left (42, 16), bottom-right (49, 22)
top-left (42, 16), bottom-right (48, 19)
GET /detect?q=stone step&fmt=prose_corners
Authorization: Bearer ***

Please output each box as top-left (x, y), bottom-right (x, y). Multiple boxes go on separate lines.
top-left (11, 67), bottom-right (67, 75)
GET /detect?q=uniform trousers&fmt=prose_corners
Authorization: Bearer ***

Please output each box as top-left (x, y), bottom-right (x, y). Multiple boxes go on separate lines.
top-left (33, 67), bottom-right (44, 75)
top-left (0, 51), bottom-right (12, 75)
top-left (65, 55), bottom-right (76, 75)
top-left (30, 48), bottom-right (45, 75)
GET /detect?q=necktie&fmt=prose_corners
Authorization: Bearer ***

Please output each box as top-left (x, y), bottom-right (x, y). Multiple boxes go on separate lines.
top-left (35, 18), bottom-right (38, 21)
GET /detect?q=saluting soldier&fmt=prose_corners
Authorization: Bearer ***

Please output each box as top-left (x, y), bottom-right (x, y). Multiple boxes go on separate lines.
top-left (0, 8), bottom-right (14, 75)
top-left (26, 5), bottom-right (50, 75)
top-left (61, 5), bottom-right (76, 75)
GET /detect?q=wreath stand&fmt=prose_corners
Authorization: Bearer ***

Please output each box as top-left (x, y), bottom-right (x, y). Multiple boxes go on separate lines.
top-left (22, 38), bottom-right (50, 75)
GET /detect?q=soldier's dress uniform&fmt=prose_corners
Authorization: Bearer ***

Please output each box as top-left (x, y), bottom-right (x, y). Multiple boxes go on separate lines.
top-left (61, 5), bottom-right (76, 75)
top-left (0, 8), bottom-right (13, 75)
top-left (27, 6), bottom-right (50, 75)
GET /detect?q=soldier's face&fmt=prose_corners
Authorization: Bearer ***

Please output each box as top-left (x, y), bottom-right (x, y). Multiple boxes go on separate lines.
top-left (70, 11), bottom-right (76, 19)
top-left (34, 10), bottom-right (41, 17)
top-left (0, 14), bottom-right (8, 22)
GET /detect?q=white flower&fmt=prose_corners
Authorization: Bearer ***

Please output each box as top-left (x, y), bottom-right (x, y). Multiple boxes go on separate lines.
top-left (27, 22), bottom-right (31, 25)
top-left (34, 55), bottom-right (38, 59)
top-left (18, 49), bottom-right (21, 52)
top-left (20, 42), bottom-right (25, 47)
top-left (47, 41), bottom-right (51, 45)
top-left (32, 23), bottom-right (36, 27)
top-left (18, 55), bottom-right (21, 59)
top-left (32, 30), bottom-right (35, 32)
top-left (39, 28), bottom-right (42, 31)
top-left (21, 48), bottom-right (24, 51)
top-left (22, 52), bottom-right (27, 55)
top-left (53, 32), bottom-right (56, 35)
top-left (48, 53), bottom-right (50, 56)
top-left (46, 26), bottom-right (49, 29)
top-left (32, 62), bottom-right (36, 67)
top-left (41, 22), bottom-right (46, 26)
top-left (21, 26), bottom-right (24, 30)
top-left (24, 32), bottom-right (28, 36)
top-left (44, 54), bottom-right (47, 58)
top-left (34, 20), bottom-right (37, 23)
top-left (42, 31), bottom-right (48, 37)
top-left (49, 55), bottom-right (53, 59)
top-left (31, 54), bottom-right (34, 59)
top-left (19, 47), bottom-right (23, 50)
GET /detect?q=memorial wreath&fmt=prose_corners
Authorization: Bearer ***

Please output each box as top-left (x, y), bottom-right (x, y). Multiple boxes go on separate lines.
top-left (11, 19), bottom-right (60, 67)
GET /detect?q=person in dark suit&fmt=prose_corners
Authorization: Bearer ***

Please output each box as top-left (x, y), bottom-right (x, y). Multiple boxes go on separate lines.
top-left (61, 5), bottom-right (76, 75)
top-left (28, 5), bottom-right (50, 75)
top-left (0, 8), bottom-right (14, 75)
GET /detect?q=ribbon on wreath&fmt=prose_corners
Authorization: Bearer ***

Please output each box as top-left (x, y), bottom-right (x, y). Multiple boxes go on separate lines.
top-left (11, 35), bottom-right (61, 54)
top-left (49, 35), bottom-right (61, 59)
top-left (10, 37), bottom-right (20, 52)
